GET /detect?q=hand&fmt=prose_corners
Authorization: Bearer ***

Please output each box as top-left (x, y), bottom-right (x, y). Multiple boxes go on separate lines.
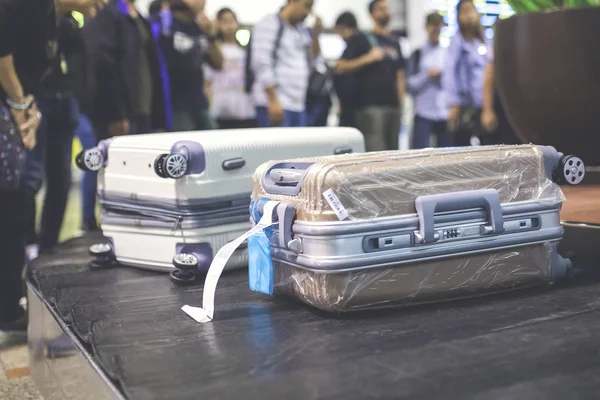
top-left (481, 108), bottom-right (498, 133)
top-left (448, 106), bottom-right (461, 132)
top-left (268, 98), bottom-right (284, 126)
top-left (366, 48), bottom-right (386, 64)
top-left (196, 12), bottom-right (217, 37)
top-left (108, 119), bottom-right (130, 137)
top-left (10, 96), bottom-right (40, 150)
top-left (428, 68), bottom-right (442, 81)
top-left (313, 16), bottom-right (323, 34)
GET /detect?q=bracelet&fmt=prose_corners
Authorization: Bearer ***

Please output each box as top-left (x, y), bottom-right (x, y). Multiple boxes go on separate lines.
top-left (6, 96), bottom-right (33, 110)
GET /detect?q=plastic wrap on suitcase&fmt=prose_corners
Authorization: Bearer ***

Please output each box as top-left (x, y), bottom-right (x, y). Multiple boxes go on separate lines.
top-left (252, 145), bottom-right (565, 222)
top-left (249, 145), bottom-right (574, 312)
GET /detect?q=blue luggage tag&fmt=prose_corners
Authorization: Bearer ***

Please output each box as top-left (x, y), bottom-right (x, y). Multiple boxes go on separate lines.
top-left (248, 199), bottom-right (275, 295)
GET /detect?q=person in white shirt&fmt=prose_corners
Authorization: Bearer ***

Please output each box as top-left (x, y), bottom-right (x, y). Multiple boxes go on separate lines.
top-left (250, 0), bottom-right (320, 127)
top-left (406, 12), bottom-right (451, 149)
top-left (205, 7), bottom-right (257, 129)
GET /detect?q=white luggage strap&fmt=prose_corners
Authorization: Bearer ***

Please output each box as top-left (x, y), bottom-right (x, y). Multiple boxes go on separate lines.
top-left (182, 201), bottom-right (280, 323)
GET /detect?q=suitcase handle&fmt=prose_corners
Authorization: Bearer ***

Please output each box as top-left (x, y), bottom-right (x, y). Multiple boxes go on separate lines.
top-left (415, 189), bottom-right (504, 244)
top-left (261, 162), bottom-right (315, 196)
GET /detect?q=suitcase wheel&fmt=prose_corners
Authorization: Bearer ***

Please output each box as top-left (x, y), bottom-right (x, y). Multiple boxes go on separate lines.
top-left (163, 153), bottom-right (188, 179)
top-left (557, 155), bottom-right (585, 185)
top-left (76, 148), bottom-right (104, 172)
top-left (171, 253), bottom-right (199, 285)
top-left (89, 243), bottom-right (113, 257)
top-left (88, 243), bottom-right (116, 269)
top-left (172, 253), bottom-right (199, 271)
top-left (154, 154), bottom-right (170, 178)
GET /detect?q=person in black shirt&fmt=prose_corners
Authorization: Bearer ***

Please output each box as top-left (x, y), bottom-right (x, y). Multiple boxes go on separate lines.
top-left (336, 0), bottom-right (405, 152)
top-left (155, 0), bottom-right (224, 131)
top-left (84, 0), bottom-right (171, 137)
top-left (0, 0), bottom-right (106, 333)
top-left (23, 14), bottom-right (86, 258)
top-left (333, 11), bottom-right (359, 128)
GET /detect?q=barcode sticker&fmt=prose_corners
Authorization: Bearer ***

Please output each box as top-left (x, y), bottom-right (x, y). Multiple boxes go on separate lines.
top-left (323, 189), bottom-right (349, 221)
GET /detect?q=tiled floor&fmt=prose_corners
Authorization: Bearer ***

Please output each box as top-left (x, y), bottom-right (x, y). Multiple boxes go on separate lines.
top-left (0, 334), bottom-right (43, 399)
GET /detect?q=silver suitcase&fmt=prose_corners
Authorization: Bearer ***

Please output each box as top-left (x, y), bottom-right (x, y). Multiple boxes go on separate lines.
top-left (247, 145), bottom-right (584, 312)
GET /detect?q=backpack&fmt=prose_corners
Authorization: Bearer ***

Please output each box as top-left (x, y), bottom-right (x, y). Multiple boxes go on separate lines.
top-left (244, 18), bottom-right (285, 94)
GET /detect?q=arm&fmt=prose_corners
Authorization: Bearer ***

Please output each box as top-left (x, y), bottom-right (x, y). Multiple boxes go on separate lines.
top-left (251, 16), bottom-right (280, 98)
top-left (441, 37), bottom-right (462, 109)
top-left (335, 34), bottom-right (380, 75)
top-left (397, 69), bottom-right (406, 107)
top-left (0, 1), bottom-right (39, 149)
top-left (396, 45), bottom-right (406, 106)
top-left (0, 56), bottom-right (24, 104)
top-left (205, 39), bottom-right (224, 70)
top-left (310, 17), bottom-right (322, 57)
top-left (405, 51), bottom-right (429, 95)
top-left (203, 65), bottom-right (213, 105)
top-left (482, 62), bottom-right (495, 113)
top-left (481, 62), bottom-right (498, 132)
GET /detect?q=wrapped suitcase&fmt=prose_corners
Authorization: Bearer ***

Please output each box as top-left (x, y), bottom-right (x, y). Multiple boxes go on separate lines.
top-left (247, 145), bottom-right (585, 312)
top-left (75, 128), bottom-right (365, 282)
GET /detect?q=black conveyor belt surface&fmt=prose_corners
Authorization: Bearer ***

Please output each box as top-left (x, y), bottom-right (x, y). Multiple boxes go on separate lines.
top-left (27, 231), bottom-right (600, 399)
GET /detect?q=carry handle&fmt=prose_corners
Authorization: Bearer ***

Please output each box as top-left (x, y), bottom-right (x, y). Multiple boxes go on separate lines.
top-left (261, 162), bottom-right (315, 196)
top-left (415, 189), bottom-right (504, 244)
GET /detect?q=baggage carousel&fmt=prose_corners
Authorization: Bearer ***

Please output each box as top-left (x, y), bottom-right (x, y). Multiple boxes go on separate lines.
top-left (27, 190), bottom-right (600, 400)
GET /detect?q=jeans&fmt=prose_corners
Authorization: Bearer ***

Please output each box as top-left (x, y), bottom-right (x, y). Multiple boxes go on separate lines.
top-left (0, 185), bottom-right (27, 322)
top-left (412, 115), bottom-right (453, 149)
top-left (255, 107), bottom-right (307, 128)
top-left (173, 109), bottom-right (217, 131)
top-left (23, 95), bottom-right (78, 251)
top-left (355, 106), bottom-right (402, 152)
top-left (75, 114), bottom-right (97, 224)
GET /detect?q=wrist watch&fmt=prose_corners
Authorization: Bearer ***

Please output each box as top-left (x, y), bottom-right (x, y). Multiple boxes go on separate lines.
top-left (6, 96), bottom-right (33, 110)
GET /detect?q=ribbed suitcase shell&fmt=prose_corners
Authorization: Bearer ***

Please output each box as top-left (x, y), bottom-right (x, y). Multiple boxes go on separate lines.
top-left (99, 127), bottom-right (365, 207)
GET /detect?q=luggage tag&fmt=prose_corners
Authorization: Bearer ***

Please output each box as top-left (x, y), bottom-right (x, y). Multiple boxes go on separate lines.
top-left (248, 198), bottom-right (276, 295)
top-left (182, 200), bottom-right (280, 323)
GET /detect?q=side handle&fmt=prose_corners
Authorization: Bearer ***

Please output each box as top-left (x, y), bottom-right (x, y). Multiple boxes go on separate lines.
top-left (261, 162), bottom-right (314, 196)
top-left (415, 189), bottom-right (504, 244)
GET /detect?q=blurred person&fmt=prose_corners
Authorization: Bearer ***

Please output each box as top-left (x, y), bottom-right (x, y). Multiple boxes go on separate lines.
top-left (149, 0), bottom-right (168, 17)
top-left (480, 42), bottom-right (520, 146)
top-left (336, 0), bottom-right (405, 152)
top-left (155, 0), bottom-right (224, 131)
top-left (23, 13), bottom-right (87, 258)
top-left (0, 0), bottom-right (106, 333)
top-left (204, 7), bottom-right (256, 129)
top-left (407, 12), bottom-right (452, 149)
top-left (85, 0), bottom-right (171, 138)
top-left (442, 0), bottom-right (488, 147)
top-left (333, 11), bottom-right (359, 128)
top-left (250, 0), bottom-right (321, 127)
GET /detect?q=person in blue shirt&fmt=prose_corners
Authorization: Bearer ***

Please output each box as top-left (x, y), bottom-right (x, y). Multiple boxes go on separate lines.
top-left (441, 0), bottom-right (488, 147)
top-left (154, 0), bottom-right (223, 131)
top-left (406, 12), bottom-right (451, 149)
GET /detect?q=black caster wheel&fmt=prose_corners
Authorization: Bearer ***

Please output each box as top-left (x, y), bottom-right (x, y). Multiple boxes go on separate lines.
top-left (154, 153), bottom-right (188, 179)
top-left (170, 253), bottom-right (199, 285)
top-left (154, 154), bottom-right (170, 178)
top-left (88, 243), bottom-right (115, 269)
top-left (556, 155), bottom-right (585, 186)
top-left (76, 148), bottom-right (104, 172)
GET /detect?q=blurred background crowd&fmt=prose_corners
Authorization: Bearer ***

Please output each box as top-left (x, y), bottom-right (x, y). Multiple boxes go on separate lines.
top-left (0, 0), bottom-right (521, 329)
